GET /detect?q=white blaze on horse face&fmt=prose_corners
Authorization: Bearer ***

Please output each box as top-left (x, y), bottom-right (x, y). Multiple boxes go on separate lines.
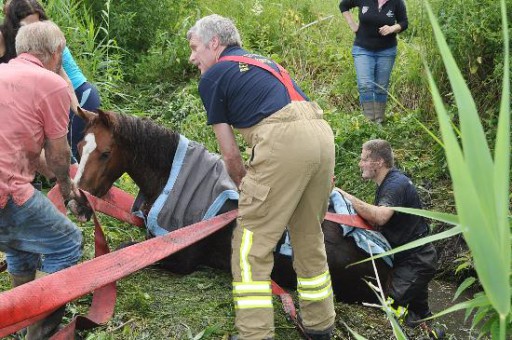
top-left (74, 133), bottom-right (97, 185)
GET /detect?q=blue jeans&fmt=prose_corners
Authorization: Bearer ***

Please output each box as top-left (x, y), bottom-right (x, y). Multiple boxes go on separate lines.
top-left (0, 190), bottom-right (82, 275)
top-left (352, 45), bottom-right (397, 104)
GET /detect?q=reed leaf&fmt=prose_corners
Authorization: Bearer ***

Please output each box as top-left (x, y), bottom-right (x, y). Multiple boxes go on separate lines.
top-left (424, 0), bottom-right (511, 323)
top-left (426, 294), bottom-right (490, 320)
top-left (348, 226), bottom-right (461, 266)
top-left (373, 287), bottom-right (408, 340)
top-left (391, 207), bottom-right (459, 226)
top-left (493, 0), bottom-right (511, 265)
top-left (454, 277), bottom-right (476, 301)
top-left (343, 323), bottom-right (368, 340)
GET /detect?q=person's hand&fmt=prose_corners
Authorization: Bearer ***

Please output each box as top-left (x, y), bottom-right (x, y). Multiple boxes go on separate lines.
top-left (67, 199), bottom-right (92, 222)
top-left (334, 187), bottom-right (354, 202)
top-left (349, 23), bottom-right (359, 33)
top-left (378, 24), bottom-right (399, 36)
top-left (64, 182), bottom-right (92, 222)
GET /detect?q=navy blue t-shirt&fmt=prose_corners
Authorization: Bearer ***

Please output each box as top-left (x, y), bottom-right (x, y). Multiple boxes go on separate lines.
top-left (198, 46), bottom-right (309, 128)
top-left (375, 169), bottom-right (429, 259)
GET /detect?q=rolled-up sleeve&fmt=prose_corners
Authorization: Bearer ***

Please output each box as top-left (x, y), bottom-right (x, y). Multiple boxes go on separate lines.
top-left (339, 0), bottom-right (358, 13)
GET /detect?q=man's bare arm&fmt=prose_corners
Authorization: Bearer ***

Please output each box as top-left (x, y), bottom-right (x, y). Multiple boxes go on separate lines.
top-left (36, 149), bottom-right (56, 180)
top-left (212, 123), bottom-right (246, 188)
top-left (44, 136), bottom-right (75, 201)
top-left (336, 188), bottom-right (394, 227)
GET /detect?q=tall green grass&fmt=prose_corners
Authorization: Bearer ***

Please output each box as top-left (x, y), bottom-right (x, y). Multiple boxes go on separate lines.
top-left (369, 0), bottom-right (511, 338)
top-left (422, 0), bottom-right (510, 336)
top-left (348, 0), bottom-right (510, 337)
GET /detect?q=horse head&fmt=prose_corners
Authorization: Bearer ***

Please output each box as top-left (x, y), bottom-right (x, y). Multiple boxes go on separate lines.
top-left (74, 108), bottom-right (180, 205)
top-left (74, 108), bottom-right (128, 198)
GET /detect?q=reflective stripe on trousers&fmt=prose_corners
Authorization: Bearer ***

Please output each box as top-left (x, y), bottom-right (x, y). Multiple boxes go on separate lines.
top-left (231, 102), bottom-right (336, 339)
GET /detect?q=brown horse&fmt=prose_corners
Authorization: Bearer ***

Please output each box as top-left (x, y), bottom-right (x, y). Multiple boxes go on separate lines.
top-left (74, 108), bottom-right (391, 303)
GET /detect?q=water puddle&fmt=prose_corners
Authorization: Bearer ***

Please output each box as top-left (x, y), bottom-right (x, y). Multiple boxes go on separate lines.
top-left (429, 279), bottom-right (487, 339)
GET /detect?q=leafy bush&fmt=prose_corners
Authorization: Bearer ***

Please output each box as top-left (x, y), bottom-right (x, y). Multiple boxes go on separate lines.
top-left (81, 0), bottom-right (198, 85)
top-left (420, 0), bottom-right (512, 120)
top-left (44, 0), bottom-right (126, 107)
top-left (391, 1), bottom-right (511, 338)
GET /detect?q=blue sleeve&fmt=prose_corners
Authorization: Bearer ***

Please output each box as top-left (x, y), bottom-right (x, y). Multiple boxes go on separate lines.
top-left (62, 46), bottom-right (72, 68)
top-left (339, 0), bottom-right (359, 13)
top-left (199, 72), bottom-right (230, 125)
top-left (62, 47), bottom-right (87, 90)
top-left (395, 0), bottom-right (408, 32)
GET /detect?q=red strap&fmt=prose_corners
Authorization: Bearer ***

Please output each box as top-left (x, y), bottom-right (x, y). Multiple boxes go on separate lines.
top-left (218, 55), bottom-right (305, 101)
top-left (47, 178), bottom-right (144, 229)
top-left (324, 212), bottom-right (374, 230)
top-left (0, 193), bottom-right (237, 337)
top-left (0, 188), bottom-right (116, 339)
top-left (271, 281), bottom-right (311, 339)
top-left (49, 190), bottom-right (116, 340)
top-left (0, 168), bottom-right (370, 338)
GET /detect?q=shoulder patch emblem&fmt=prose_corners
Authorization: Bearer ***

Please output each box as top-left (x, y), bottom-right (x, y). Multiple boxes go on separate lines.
top-left (362, 6), bottom-right (369, 14)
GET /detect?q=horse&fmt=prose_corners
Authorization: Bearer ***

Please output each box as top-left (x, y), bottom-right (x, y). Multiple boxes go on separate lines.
top-left (74, 108), bottom-right (391, 303)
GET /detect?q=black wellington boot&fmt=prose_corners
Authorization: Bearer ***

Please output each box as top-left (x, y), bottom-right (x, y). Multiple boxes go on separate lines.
top-left (26, 306), bottom-right (66, 340)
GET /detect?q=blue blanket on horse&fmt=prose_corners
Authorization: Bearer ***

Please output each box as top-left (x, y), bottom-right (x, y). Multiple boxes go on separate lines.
top-left (138, 135), bottom-right (239, 236)
top-left (133, 136), bottom-right (392, 266)
top-left (278, 191), bottom-right (393, 267)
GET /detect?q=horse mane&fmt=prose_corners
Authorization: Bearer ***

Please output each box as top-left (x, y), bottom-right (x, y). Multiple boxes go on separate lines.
top-left (91, 111), bottom-right (180, 173)
top-left (116, 114), bottom-right (180, 171)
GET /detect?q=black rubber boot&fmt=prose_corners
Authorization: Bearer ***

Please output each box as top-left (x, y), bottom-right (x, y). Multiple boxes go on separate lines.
top-left (305, 329), bottom-right (332, 340)
top-left (374, 101), bottom-right (386, 124)
top-left (26, 305), bottom-right (66, 340)
top-left (361, 101), bottom-right (376, 121)
top-left (25, 271), bottom-right (67, 340)
top-left (10, 272), bottom-right (36, 338)
top-left (305, 333), bottom-right (331, 340)
top-left (9, 272), bottom-right (36, 287)
top-left (229, 336), bottom-right (273, 340)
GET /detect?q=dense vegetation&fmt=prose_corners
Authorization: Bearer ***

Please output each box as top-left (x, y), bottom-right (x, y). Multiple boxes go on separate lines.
top-left (55, 0), bottom-right (508, 276)
top-left (0, 0), bottom-right (510, 338)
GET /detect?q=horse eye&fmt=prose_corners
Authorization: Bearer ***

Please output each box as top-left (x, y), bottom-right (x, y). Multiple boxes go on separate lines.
top-left (100, 151), bottom-right (110, 160)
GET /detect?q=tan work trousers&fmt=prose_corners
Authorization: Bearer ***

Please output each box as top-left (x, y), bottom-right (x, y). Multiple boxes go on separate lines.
top-left (232, 101), bottom-right (336, 339)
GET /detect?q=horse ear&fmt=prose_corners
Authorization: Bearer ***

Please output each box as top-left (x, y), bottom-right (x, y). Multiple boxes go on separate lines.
top-left (76, 107), bottom-right (97, 123)
top-left (97, 109), bottom-right (116, 128)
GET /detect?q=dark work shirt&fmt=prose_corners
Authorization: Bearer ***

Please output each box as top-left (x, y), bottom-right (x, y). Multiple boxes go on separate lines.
top-left (339, 0), bottom-right (408, 51)
top-left (198, 46), bottom-right (308, 128)
top-left (375, 169), bottom-right (429, 260)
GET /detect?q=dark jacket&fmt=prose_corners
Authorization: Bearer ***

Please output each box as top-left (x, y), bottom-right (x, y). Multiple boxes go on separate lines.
top-left (339, 0), bottom-right (408, 51)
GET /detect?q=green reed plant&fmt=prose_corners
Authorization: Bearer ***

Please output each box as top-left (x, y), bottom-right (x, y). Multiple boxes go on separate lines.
top-left (418, 1), bottom-right (510, 337)
top-left (350, 0), bottom-right (510, 338)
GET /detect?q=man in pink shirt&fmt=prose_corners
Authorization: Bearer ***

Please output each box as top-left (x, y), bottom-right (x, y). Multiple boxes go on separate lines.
top-left (0, 21), bottom-right (85, 339)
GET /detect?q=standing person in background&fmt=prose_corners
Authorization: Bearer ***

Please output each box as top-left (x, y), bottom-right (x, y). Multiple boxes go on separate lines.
top-left (187, 14), bottom-right (336, 340)
top-left (0, 22), bottom-right (15, 64)
top-left (0, 21), bottom-right (85, 339)
top-left (337, 139), bottom-right (439, 334)
top-left (0, 24), bottom-right (6, 63)
top-left (339, 0), bottom-right (408, 123)
top-left (2, 0), bottom-right (101, 163)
